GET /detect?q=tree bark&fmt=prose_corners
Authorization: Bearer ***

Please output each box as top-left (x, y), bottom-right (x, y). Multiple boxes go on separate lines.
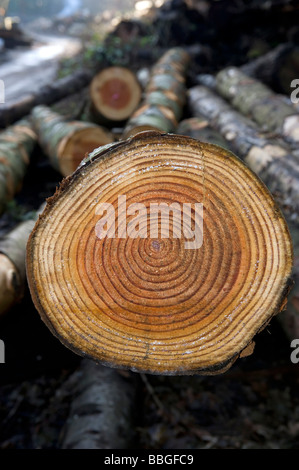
top-left (177, 116), bottom-right (232, 150)
top-left (31, 105), bottom-right (114, 177)
top-left (60, 359), bottom-right (138, 449)
top-left (0, 70), bottom-right (93, 129)
top-left (241, 43), bottom-right (299, 96)
top-left (215, 66), bottom-right (299, 146)
top-left (123, 47), bottom-right (189, 138)
top-left (26, 131), bottom-right (293, 376)
top-left (0, 118), bottom-right (37, 215)
top-left (188, 85), bottom-right (299, 224)
top-left (0, 205), bottom-right (43, 316)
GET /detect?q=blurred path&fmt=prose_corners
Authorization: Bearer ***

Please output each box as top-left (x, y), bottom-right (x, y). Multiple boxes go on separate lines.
top-left (0, 33), bottom-right (82, 106)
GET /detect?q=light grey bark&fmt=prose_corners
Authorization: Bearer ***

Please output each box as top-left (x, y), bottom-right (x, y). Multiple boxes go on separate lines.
top-left (60, 359), bottom-right (139, 449)
top-left (188, 85), bottom-right (299, 224)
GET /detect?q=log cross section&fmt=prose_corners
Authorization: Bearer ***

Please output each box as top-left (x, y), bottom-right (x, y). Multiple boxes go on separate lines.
top-left (26, 131), bottom-right (293, 375)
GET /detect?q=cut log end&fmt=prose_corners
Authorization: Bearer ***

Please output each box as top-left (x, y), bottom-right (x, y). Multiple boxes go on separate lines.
top-left (89, 67), bottom-right (142, 122)
top-left (26, 132), bottom-right (293, 376)
top-left (58, 126), bottom-right (114, 176)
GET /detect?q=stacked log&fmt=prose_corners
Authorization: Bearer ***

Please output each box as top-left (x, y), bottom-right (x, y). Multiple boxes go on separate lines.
top-left (31, 105), bottom-right (114, 177)
top-left (188, 85), bottom-right (299, 225)
top-left (85, 67), bottom-right (142, 126)
top-left (215, 67), bottom-right (299, 146)
top-left (0, 118), bottom-right (37, 215)
top-left (0, 69), bottom-right (93, 129)
top-left (0, 205), bottom-right (44, 316)
top-left (26, 131), bottom-right (293, 375)
top-left (123, 48), bottom-right (190, 137)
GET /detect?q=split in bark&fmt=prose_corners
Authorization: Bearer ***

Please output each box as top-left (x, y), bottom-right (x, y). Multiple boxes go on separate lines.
top-left (31, 105), bottom-right (114, 177)
top-left (26, 131), bottom-right (293, 375)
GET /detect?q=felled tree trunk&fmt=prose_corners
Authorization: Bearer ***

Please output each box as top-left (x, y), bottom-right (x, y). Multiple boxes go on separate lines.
top-left (188, 85), bottom-right (299, 224)
top-left (0, 69), bottom-right (93, 129)
top-left (26, 131), bottom-right (293, 376)
top-left (241, 43), bottom-right (299, 96)
top-left (31, 105), bottom-right (114, 177)
top-left (85, 67), bottom-right (142, 126)
top-left (0, 118), bottom-right (37, 215)
top-left (123, 47), bottom-right (189, 137)
top-left (0, 205), bottom-right (43, 316)
top-left (215, 67), bottom-right (299, 145)
top-left (60, 359), bottom-right (138, 449)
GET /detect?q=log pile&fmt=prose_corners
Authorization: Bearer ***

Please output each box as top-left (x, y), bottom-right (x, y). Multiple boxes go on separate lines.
top-left (0, 47), bottom-right (296, 371)
top-left (1, 0), bottom-right (299, 451)
top-left (0, 35), bottom-right (298, 449)
top-left (188, 85), bottom-right (299, 225)
top-left (215, 66), bottom-right (299, 146)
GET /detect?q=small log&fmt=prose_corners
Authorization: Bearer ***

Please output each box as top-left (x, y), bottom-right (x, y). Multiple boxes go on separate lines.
top-left (0, 206), bottom-right (43, 316)
top-left (215, 66), bottom-right (299, 145)
top-left (123, 47), bottom-right (189, 137)
top-left (26, 131), bottom-right (293, 375)
top-left (188, 85), bottom-right (299, 224)
top-left (31, 105), bottom-right (114, 177)
top-left (241, 43), bottom-right (299, 96)
top-left (60, 359), bottom-right (138, 449)
top-left (123, 103), bottom-right (178, 138)
top-left (0, 118), bottom-right (37, 215)
top-left (87, 67), bottom-right (142, 125)
top-left (0, 69), bottom-right (93, 129)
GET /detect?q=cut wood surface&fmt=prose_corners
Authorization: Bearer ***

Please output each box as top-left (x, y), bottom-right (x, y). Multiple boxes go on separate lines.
top-left (31, 105), bottom-right (114, 177)
top-left (215, 66), bottom-right (299, 145)
top-left (0, 69), bottom-right (93, 129)
top-left (0, 118), bottom-right (37, 215)
top-left (0, 205), bottom-right (43, 316)
top-left (188, 85), bottom-right (299, 224)
top-left (26, 131), bottom-right (293, 375)
top-left (123, 47), bottom-right (189, 138)
top-left (87, 67), bottom-right (142, 125)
